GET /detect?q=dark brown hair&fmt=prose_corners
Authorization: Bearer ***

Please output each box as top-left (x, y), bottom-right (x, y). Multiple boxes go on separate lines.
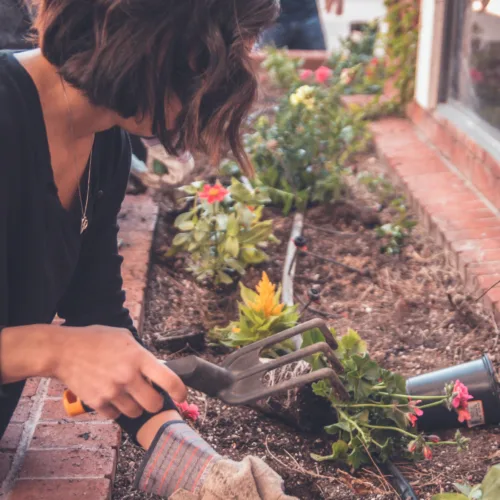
top-left (33, 0), bottom-right (279, 175)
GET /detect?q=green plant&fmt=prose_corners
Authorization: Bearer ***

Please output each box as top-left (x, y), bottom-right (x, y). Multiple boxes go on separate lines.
top-left (432, 464), bottom-right (500, 500)
top-left (384, 0), bottom-right (420, 108)
top-left (261, 47), bottom-right (303, 89)
top-left (167, 178), bottom-right (277, 284)
top-left (240, 84), bottom-right (371, 213)
top-left (210, 271), bottom-right (299, 352)
top-left (306, 329), bottom-right (471, 469)
top-left (358, 172), bottom-right (416, 254)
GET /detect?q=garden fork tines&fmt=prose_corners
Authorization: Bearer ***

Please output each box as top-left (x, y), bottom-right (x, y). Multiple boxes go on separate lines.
top-left (217, 318), bottom-right (349, 405)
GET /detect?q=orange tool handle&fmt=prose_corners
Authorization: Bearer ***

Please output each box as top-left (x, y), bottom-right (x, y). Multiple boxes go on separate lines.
top-left (63, 390), bottom-right (93, 417)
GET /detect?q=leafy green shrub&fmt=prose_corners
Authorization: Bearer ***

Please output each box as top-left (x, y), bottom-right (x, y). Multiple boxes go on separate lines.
top-left (261, 47), bottom-right (303, 89)
top-left (237, 84), bottom-right (371, 213)
top-left (167, 179), bottom-right (278, 284)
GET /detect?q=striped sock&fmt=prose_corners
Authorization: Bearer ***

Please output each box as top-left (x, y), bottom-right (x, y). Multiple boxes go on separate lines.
top-left (135, 421), bottom-right (221, 497)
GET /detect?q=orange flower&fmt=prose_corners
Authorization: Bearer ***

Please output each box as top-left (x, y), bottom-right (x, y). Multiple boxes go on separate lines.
top-left (250, 272), bottom-right (284, 318)
top-left (198, 183), bottom-right (229, 204)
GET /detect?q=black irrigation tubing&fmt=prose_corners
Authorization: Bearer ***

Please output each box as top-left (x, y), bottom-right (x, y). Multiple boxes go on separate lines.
top-left (302, 249), bottom-right (367, 276)
top-left (377, 461), bottom-right (418, 500)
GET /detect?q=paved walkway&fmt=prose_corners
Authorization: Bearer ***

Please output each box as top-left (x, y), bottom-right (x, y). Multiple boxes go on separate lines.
top-left (0, 194), bottom-right (158, 500)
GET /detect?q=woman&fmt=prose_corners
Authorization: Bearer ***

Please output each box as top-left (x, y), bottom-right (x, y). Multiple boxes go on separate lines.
top-left (0, 0), bottom-right (294, 497)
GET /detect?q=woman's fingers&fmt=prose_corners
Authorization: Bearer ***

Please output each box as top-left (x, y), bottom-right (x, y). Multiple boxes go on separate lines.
top-left (141, 354), bottom-right (187, 403)
top-left (111, 393), bottom-right (144, 419)
top-left (95, 403), bottom-right (121, 421)
top-left (128, 376), bottom-right (165, 414)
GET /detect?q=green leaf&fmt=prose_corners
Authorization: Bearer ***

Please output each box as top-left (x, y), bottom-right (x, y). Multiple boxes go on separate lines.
top-left (227, 214), bottom-right (239, 237)
top-left (224, 237), bottom-right (240, 258)
top-left (240, 247), bottom-right (268, 264)
top-left (177, 220), bottom-right (195, 231)
top-left (481, 464), bottom-right (500, 500)
top-left (301, 328), bottom-right (326, 348)
top-left (325, 421), bottom-right (351, 434)
top-left (174, 211), bottom-right (194, 227)
top-left (347, 442), bottom-right (369, 470)
top-left (239, 221), bottom-right (273, 245)
top-left (336, 329), bottom-right (367, 360)
top-left (311, 440), bottom-right (349, 463)
top-left (216, 214), bottom-right (229, 231)
top-left (239, 283), bottom-right (259, 307)
top-left (172, 233), bottom-right (190, 247)
top-left (229, 178), bottom-right (254, 204)
top-left (217, 271), bottom-right (234, 284)
top-left (452, 483), bottom-right (472, 497)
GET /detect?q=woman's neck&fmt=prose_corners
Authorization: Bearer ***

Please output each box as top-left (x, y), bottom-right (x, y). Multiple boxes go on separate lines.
top-left (15, 49), bottom-right (119, 141)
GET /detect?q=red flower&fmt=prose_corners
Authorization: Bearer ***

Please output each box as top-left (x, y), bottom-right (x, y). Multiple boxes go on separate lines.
top-left (451, 380), bottom-right (473, 423)
top-left (300, 69), bottom-right (313, 81)
top-left (470, 68), bottom-right (484, 84)
top-left (315, 66), bottom-right (333, 84)
top-left (198, 183), bottom-right (229, 204)
top-left (452, 381), bottom-right (473, 409)
top-left (457, 407), bottom-right (471, 423)
top-left (408, 398), bottom-right (424, 417)
top-left (407, 440), bottom-right (417, 453)
top-left (406, 413), bottom-right (418, 427)
top-left (427, 435), bottom-right (441, 443)
top-left (176, 401), bottom-right (200, 422)
top-left (423, 445), bottom-right (433, 460)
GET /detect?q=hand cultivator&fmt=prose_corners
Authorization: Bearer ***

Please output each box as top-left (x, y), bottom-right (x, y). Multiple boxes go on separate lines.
top-left (63, 318), bottom-right (348, 416)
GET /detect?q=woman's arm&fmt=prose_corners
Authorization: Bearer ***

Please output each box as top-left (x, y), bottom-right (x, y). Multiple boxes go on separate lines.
top-left (0, 323), bottom-right (186, 421)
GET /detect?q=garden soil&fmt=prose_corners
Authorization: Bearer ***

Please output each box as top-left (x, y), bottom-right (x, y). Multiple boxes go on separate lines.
top-left (113, 156), bottom-right (500, 500)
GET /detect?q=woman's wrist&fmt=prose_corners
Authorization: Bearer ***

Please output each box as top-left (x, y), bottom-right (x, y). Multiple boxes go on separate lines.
top-left (0, 324), bottom-right (65, 383)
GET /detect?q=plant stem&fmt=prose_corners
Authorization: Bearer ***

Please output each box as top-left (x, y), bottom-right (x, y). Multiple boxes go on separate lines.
top-left (335, 403), bottom-right (407, 409)
top-left (376, 391), bottom-right (447, 401)
top-left (337, 409), bottom-right (369, 443)
top-left (428, 441), bottom-right (457, 447)
top-left (360, 422), bottom-right (418, 439)
top-left (418, 400), bottom-right (446, 410)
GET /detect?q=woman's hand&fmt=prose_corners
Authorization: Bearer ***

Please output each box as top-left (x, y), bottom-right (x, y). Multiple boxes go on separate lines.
top-left (53, 325), bottom-right (186, 420)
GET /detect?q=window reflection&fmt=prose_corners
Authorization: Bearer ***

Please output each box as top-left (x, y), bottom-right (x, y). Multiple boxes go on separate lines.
top-left (453, 0), bottom-right (500, 129)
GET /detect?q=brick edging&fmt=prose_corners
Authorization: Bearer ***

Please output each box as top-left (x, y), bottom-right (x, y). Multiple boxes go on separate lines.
top-left (0, 194), bottom-right (159, 499)
top-left (370, 117), bottom-right (500, 321)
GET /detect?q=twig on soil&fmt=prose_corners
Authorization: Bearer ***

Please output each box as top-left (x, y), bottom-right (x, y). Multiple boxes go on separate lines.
top-left (302, 249), bottom-right (367, 276)
top-left (294, 293), bottom-right (341, 319)
top-left (360, 442), bottom-right (398, 497)
top-left (475, 278), bottom-right (500, 302)
top-left (303, 222), bottom-right (357, 238)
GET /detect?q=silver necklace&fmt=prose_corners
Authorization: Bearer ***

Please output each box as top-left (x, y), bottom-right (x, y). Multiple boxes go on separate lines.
top-left (60, 78), bottom-right (94, 234)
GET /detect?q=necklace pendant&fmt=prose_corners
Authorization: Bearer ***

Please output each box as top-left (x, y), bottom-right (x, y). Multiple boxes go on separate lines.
top-left (80, 216), bottom-right (89, 234)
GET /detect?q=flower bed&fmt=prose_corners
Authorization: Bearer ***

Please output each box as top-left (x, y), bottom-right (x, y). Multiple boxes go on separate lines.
top-left (112, 151), bottom-right (500, 499)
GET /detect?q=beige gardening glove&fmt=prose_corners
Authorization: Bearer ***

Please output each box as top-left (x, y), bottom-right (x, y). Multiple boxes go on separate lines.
top-left (171, 456), bottom-right (298, 500)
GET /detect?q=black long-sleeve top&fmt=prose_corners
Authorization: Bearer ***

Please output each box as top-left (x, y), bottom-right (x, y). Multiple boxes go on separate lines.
top-left (0, 51), bottom-right (136, 438)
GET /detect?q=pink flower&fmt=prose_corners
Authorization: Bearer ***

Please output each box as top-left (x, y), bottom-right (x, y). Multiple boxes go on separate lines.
top-left (423, 445), bottom-right (433, 460)
top-left (470, 68), bottom-right (484, 84)
top-left (198, 183), bottom-right (229, 204)
top-left (315, 66), bottom-right (333, 84)
top-left (408, 398), bottom-right (424, 417)
top-left (340, 68), bottom-right (355, 86)
top-left (300, 69), bottom-right (313, 81)
top-left (457, 407), bottom-right (471, 423)
top-left (406, 413), bottom-right (418, 427)
top-left (452, 381), bottom-right (473, 409)
top-left (176, 401), bottom-right (200, 422)
top-left (427, 435), bottom-right (441, 443)
top-left (407, 440), bottom-right (417, 453)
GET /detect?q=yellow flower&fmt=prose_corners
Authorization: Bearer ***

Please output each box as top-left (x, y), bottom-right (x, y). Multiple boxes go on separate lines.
top-left (232, 327), bottom-right (241, 333)
top-left (250, 272), bottom-right (285, 318)
top-left (289, 85), bottom-right (316, 110)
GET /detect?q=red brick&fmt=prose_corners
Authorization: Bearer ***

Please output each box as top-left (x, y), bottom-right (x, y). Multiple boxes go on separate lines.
top-left (433, 215), bottom-right (500, 233)
top-left (9, 478), bottom-right (112, 500)
top-left (445, 228), bottom-right (500, 243)
top-left (47, 379), bottom-right (67, 397)
top-left (30, 423), bottom-right (120, 449)
top-left (22, 379), bottom-right (41, 397)
top-left (40, 399), bottom-right (112, 423)
top-left (452, 238), bottom-right (500, 254)
top-left (19, 448), bottom-right (116, 479)
top-left (0, 424), bottom-right (23, 451)
top-left (11, 398), bottom-right (33, 423)
top-left (0, 452), bottom-right (13, 482)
